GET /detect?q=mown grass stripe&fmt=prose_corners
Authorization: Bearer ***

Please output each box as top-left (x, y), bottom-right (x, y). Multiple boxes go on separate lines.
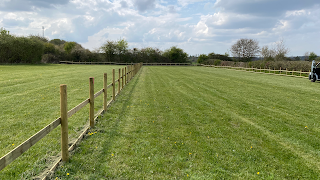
top-left (50, 66), bottom-right (320, 179)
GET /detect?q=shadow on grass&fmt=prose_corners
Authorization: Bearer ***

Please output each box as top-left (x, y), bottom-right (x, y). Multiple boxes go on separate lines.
top-left (61, 69), bottom-right (144, 177)
top-left (100, 69), bottom-right (142, 150)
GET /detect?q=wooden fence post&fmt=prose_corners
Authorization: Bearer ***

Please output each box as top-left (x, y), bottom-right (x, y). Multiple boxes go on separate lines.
top-left (127, 66), bottom-right (130, 82)
top-left (300, 70), bottom-right (302, 77)
top-left (89, 77), bottom-right (94, 128)
top-left (60, 84), bottom-right (69, 162)
top-left (112, 69), bottom-right (115, 101)
top-left (129, 65), bottom-right (132, 79)
top-left (280, 67), bottom-right (282, 75)
top-left (122, 68), bottom-right (124, 89)
top-left (132, 65), bottom-right (134, 78)
top-left (130, 65), bottom-right (132, 81)
top-left (130, 65), bottom-right (132, 80)
top-left (286, 68), bottom-right (288, 76)
top-left (104, 73), bottom-right (107, 112)
top-left (118, 69), bottom-right (121, 93)
top-left (125, 67), bottom-right (127, 85)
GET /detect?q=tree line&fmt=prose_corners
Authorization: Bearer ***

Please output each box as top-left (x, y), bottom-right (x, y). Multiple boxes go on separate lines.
top-left (196, 38), bottom-right (319, 66)
top-left (0, 27), bottom-right (189, 64)
top-left (1, 27), bottom-right (318, 64)
top-left (99, 39), bottom-right (188, 63)
top-left (229, 38), bottom-right (319, 62)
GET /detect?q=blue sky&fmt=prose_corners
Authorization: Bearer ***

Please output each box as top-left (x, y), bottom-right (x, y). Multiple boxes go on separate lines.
top-left (0, 0), bottom-right (319, 56)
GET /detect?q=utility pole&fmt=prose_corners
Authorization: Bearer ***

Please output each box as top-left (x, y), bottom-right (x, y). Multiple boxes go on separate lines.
top-left (42, 26), bottom-right (44, 37)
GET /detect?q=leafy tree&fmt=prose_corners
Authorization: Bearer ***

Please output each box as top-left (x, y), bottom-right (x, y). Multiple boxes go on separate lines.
top-left (49, 39), bottom-right (66, 46)
top-left (197, 54), bottom-right (209, 64)
top-left (162, 46), bottom-right (188, 63)
top-left (0, 27), bottom-right (44, 63)
top-left (137, 47), bottom-right (164, 63)
top-left (208, 52), bottom-right (215, 58)
top-left (116, 39), bottom-right (129, 62)
top-left (100, 40), bottom-right (117, 62)
top-left (214, 59), bottom-right (221, 66)
top-left (294, 56), bottom-right (301, 61)
top-left (0, 27), bottom-right (10, 36)
top-left (116, 39), bottom-right (128, 55)
top-left (28, 35), bottom-right (48, 43)
top-left (309, 52), bottom-right (318, 61)
top-left (64, 42), bottom-right (76, 54)
top-left (44, 43), bottom-right (56, 54)
top-left (208, 52), bottom-right (232, 61)
top-left (231, 38), bottom-right (260, 62)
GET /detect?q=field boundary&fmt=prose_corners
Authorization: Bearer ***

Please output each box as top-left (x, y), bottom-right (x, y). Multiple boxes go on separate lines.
top-left (205, 65), bottom-right (310, 79)
top-left (0, 63), bottom-right (143, 178)
top-left (60, 61), bottom-right (191, 66)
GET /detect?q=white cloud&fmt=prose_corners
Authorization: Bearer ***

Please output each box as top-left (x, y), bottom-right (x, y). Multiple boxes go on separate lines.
top-left (0, 0), bottom-right (320, 56)
top-left (272, 20), bottom-right (290, 32)
top-left (82, 27), bottom-right (124, 50)
top-left (285, 9), bottom-right (308, 17)
top-left (177, 0), bottom-right (206, 6)
top-left (133, 0), bottom-right (156, 12)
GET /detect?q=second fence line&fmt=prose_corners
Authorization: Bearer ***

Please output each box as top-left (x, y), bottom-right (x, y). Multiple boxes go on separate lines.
top-left (205, 65), bottom-right (310, 78)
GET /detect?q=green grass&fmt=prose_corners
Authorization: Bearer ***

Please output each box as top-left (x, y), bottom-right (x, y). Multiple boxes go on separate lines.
top-left (52, 66), bottom-right (320, 179)
top-left (0, 64), bottom-right (125, 179)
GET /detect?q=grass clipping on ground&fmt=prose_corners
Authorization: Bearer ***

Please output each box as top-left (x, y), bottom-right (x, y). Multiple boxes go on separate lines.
top-left (52, 66), bottom-right (320, 179)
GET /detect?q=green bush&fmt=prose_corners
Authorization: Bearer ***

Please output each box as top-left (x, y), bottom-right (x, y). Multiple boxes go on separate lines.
top-left (208, 52), bottom-right (232, 61)
top-left (197, 54), bottom-right (209, 64)
top-left (220, 60), bottom-right (311, 72)
top-left (213, 59), bottom-right (221, 66)
top-left (162, 46), bottom-right (188, 63)
top-left (44, 43), bottom-right (56, 54)
top-left (0, 32), bottom-right (44, 63)
top-left (309, 52), bottom-right (318, 61)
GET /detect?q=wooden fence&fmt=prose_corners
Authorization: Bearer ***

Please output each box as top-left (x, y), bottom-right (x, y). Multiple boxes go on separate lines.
top-left (60, 61), bottom-right (134, 65)
top-left (205, 65), bottom-right (310, 78)
top-left (60, 61), bottom-right (191, 66)
top-left (143, 63), bottom-right (191, 66)
top-left (0, 63), bottom-right (143, 176)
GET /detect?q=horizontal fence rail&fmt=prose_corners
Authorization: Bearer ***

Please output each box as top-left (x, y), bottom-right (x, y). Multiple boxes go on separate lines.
top-left (205, 65), bottom-right (310, 78)
top-left (60, 61), bottom-right (191, 66)
top-left (0, 63), bottom-right (143, 176)
top-left (0, 118), bottom-right (61, 171)
top-left (143, 63), bottom-right (191, 66)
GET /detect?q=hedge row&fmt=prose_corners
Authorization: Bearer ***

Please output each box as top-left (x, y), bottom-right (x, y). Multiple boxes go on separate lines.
top-left (219, 60), bottom-right (312, 72)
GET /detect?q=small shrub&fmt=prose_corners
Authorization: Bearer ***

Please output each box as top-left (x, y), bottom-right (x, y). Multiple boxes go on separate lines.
top-left (213, 59), bottom-right (221, 66)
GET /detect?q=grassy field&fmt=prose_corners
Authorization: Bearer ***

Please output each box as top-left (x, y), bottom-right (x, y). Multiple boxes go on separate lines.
top-left (0, 64), bottom-right (125, 179)
top-left (51, 66), bottom-right (320, 179)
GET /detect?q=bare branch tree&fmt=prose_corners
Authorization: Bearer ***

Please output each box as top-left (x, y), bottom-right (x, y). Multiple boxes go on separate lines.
top-left (231, 38), bottom-right (260, 61)
top-left (274, 39), bottom-right (289, 61)
top-left (304, 51), bottom-right (310, 61)
top-left (261, 45), bottom-right (276, 61)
